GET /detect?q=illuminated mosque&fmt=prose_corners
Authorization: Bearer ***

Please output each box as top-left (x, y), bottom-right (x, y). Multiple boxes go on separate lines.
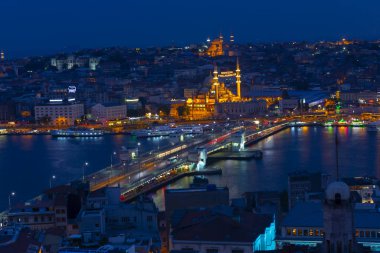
top-left (199, 33), bottom-right (237, 57)
top-left (186, 59), bottom-right (265, 120)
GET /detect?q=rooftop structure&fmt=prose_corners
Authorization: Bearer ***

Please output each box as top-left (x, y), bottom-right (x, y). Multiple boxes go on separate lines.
top-left (170, 207), bottom-right (276, 253)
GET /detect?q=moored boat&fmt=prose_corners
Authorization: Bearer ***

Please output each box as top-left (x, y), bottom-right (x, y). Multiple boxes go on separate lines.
top-left (50, 128), bottom-right (104, 137)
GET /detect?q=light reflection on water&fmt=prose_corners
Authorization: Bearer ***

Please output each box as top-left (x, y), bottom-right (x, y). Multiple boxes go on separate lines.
top-left (150, 126), bottom-right (380, 210)
top-left (0, 127), bottom-right (378, 211)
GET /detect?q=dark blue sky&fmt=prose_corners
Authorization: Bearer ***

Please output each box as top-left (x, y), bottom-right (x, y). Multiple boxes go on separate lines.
top-left (1, 0), bottom-right (380, 58)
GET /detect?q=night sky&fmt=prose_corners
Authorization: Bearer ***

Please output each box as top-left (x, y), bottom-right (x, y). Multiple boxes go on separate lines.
top-left (1, 0), bottom-right (380, 58)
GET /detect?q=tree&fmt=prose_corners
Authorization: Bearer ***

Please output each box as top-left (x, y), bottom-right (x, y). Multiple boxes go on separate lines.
top-left (177, 105), bottom-right (189, 117)
top-left (157, 104), bottom-right (171, 116)
top-left (38, 115), bottom-right (51, 125)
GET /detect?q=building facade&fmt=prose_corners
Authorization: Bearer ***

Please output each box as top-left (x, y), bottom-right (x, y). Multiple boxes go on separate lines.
top-left (90, 103), bottom-right (127, 123)
top-left (34, 101), bottom-right (84, 126)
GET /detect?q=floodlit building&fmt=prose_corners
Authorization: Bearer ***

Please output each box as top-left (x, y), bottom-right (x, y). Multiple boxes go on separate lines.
top-left (203, 35), bottom-right (224, 57)
top-left (51, 56), bottom-right (101, 71)
top-left (34, 99), bottom-right (84, 126)
top-left (186, 60), bottom-right (258, 119)
top-left (90, 103), bottom-right (127, 123)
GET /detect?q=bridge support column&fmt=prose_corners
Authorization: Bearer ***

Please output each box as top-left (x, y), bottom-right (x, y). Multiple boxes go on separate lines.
top-left (196, 148), bottom-right (207, 171)
top-left (231, 130), bottom-right (245, 151)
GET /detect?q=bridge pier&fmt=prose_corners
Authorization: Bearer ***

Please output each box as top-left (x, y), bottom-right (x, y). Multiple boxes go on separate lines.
top-left (231, 130), bottom-right (245, 151)
top-left (188, 147), bottom-right (207, 171)
top-left (196, 148), bottom-right (207, 170)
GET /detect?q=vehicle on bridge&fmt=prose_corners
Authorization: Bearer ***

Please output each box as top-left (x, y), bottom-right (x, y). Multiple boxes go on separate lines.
top-left (167, 156), bottom-right (178, 164)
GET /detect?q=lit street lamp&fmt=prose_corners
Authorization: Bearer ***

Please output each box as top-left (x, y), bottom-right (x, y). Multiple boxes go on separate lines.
top-left (137, 142), bottom-right (141, 158)
top-left (8, 192), bottom-right (15, 210)
top-left (137, 142), bottom-right (142, 180)
top-left (49, 175), bottom-right (56, 188)
top-left (110, 152), bottom-right (117, 181)
top-left (110, 152), bottom-right (117, 168)
top-left (83, 162), bottom-right (88, 182)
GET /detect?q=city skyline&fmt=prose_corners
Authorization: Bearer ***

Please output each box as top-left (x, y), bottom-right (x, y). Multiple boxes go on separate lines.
top-left (2, 2), bottom-right (380, 252)
top-left (1, 0), bottom-right (380, 58)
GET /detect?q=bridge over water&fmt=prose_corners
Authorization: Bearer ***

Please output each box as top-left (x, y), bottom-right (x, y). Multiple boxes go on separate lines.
top-left (86, 123), bottom-right (289, 201)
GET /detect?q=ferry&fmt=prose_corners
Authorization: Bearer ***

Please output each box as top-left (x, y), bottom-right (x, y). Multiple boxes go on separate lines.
top-left (131, 125), bottom-right (178, 138)
top-left (337, 118), bottom-right (348, 126)
top-left (132, 125), bottom-right (203, 138)
top-left (350, 119), bottom-right (364, 127)
top-left (324, 120), bottom-right (335, 127)
top-left (178, 125), bottom-right (203, 134)
top-left (50, 128), bottom-right (104, 137)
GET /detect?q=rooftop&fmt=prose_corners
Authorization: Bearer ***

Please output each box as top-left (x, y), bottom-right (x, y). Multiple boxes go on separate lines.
top-left (171, 208), bottom-right (273, 243)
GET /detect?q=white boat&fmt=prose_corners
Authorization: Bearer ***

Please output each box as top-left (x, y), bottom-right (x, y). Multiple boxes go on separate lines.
top-left (178, 125), bottom-right (203, 134)
top-left (131, 125), bottom-right (178, 138)
top-left (51, 128), bottom-right (104, 137)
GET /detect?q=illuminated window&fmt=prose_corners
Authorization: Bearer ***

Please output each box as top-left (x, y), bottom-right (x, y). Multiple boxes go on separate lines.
top-left (292, 228), bottom-right (297, 236)
top-left (309, 229), bottom-right (314, 236)
top-left (321, 230), bottom-right (325, 236)
top-left (298, 229), bottom-right (302, 236)
top-left (315, 230), bottom-right (319, 236)
top-left (366, 231), bottom-right (370, 238)
top-left (287, 228), bottom-right (291, 236)
top-left (355, 230), bottom-right (359, 237)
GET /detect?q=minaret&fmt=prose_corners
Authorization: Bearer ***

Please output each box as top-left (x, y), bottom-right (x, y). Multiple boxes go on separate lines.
top-left (236, 58), bottom-right (241, 99)
top-left (213, 65), bottom-right (219, 103)
top-left (0, 50), bottom-right (4, 61)
top-left (230, 33), bottom-right (234, 44)
top-left (219, 32), bottom-right (223, 43)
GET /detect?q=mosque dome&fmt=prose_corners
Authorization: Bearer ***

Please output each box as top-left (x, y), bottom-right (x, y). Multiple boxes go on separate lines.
top-left (325, 181), bottom-right (350, 202)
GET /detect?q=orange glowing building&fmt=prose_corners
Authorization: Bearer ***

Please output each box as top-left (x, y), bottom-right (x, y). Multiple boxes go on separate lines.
top-left (201, 34), bottom-right (225, 57)
top-left (186, 59), bottom-right (255, 120)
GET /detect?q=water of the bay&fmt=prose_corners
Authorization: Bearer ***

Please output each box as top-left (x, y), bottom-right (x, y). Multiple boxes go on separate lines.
top-left (0, 126), bottom-right (379, 211)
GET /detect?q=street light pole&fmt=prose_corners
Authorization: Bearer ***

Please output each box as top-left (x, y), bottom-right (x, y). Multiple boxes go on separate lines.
top-left (137, 142), bottom-right (141, 158)
top-left (49, 175), bottom-right (56, 188)
top-left (110, 152), bottom-right (117, 168)
top-left (8, 192), bottom-right (15, 210)
top-left (110, 152), bottom-right (116, 179)
top-left (83, 162), bottom-right (88, 182)
top-left (137, 142), bottom-right (142, 180)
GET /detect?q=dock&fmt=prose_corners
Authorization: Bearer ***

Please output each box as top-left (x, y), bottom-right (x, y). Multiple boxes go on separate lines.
top-left (208, 150), bottom-right (263, 161)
